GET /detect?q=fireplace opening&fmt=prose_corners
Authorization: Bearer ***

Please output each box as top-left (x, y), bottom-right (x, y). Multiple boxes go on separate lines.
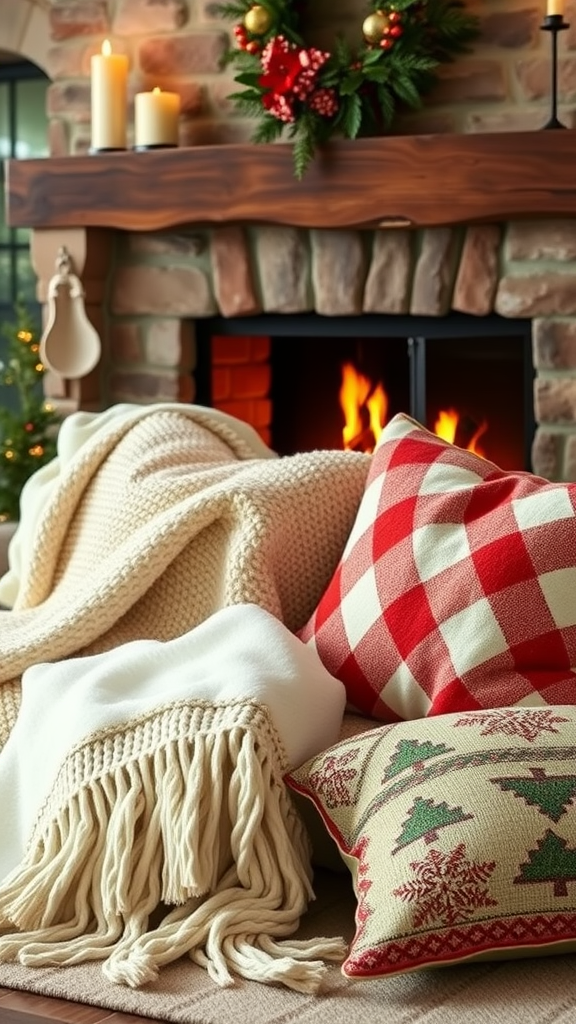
top-left (195, 313), bottom-right (535, 471)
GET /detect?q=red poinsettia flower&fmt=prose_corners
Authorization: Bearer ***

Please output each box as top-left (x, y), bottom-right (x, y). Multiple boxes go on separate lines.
top-left (259, 36), bottom-right (304, 99)
top-left (259, 36), bottom-right (331, 123)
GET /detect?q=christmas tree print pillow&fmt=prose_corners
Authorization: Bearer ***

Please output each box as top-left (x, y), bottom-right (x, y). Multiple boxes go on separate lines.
top-left (286, 705), bottom-right (576, 978)
top-left (297, 412), bottom-right (576, 720)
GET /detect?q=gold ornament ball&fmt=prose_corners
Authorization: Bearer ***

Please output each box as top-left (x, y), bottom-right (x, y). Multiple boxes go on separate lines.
top-left (362, 10), bottom-right (391, 43)
top-left (243, 4), bottom-right (273, 35)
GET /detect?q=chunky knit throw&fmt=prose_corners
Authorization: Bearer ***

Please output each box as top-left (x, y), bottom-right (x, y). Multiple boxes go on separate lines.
top-left (0, 403), bottom-right (370, 991)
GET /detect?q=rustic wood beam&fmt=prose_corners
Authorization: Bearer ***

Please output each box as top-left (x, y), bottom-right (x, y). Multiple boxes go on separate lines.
top-left (5, 131), bottom-right (576, 232)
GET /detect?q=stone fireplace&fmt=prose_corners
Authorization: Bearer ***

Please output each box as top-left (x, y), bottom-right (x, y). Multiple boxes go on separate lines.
top-left (6, 131), bottom-right (576, 483)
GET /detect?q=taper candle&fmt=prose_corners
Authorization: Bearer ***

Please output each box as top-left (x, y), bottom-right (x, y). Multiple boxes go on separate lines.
top-left (547, 0), bottom-right (565, 15)
top-left (134, 88), bottom-right (181, 148)
top-left (90, 40), bottom-right (128, 151)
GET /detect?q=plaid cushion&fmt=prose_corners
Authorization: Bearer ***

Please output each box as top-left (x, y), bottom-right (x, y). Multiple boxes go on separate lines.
top-left (297, 413), bottom-right (576, 720)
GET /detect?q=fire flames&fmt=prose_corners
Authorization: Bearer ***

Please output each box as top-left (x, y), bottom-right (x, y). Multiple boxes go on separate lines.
top-left (433, 408), bottom-right (487, 457)
top-left (339, 362), bottom-right (388, 452)
top-left (340, 363), bottom-right (487, 456)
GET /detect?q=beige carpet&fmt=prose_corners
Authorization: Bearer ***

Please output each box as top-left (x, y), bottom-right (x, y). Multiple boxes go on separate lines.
top-left (0, 868), bottom-right (574, 1024)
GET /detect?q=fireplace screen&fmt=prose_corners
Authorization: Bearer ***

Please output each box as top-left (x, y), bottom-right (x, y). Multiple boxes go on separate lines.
top-left (196, 313), bottom-right (534, 472)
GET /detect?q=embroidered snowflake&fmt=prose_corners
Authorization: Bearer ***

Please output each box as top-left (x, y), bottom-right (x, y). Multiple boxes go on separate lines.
top-left (453, 707), bottom-right (570, 742)
top-left (393, 842), bottom-right (497, 928)
top-left (308, 748), bottom-right (358, 808)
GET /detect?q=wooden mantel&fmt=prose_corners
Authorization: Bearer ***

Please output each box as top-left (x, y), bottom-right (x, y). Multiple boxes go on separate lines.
top-left (5, 130), bottom-right (576, 233)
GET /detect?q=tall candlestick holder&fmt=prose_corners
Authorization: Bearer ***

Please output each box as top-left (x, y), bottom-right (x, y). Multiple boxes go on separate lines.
top-left (540, 12), bottom-right (569, 129)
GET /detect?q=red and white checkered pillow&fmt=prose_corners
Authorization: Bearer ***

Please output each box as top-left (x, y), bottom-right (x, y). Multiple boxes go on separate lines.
top-left (298, 413), bottom-right (576, 720)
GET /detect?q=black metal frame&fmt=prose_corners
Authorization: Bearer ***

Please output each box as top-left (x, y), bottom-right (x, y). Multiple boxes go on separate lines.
top-left (195, 312), bottom-right (536, 469)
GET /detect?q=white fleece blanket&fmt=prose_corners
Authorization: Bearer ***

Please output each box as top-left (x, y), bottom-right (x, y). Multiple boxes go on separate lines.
top-left (0, 602), bottom-right (346, 885)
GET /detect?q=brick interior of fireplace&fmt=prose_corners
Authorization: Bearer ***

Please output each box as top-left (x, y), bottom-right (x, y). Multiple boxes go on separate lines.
top-left (200, 314), bottom-right (535, 471)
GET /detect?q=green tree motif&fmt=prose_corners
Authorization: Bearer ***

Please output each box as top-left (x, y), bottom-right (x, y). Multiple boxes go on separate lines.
top-left (393, 796), bottom-right (473, 854)
top-left (383, 738), bottom-right (453, 781)
top-left (515, 830), bottom-right (576, 897)
top-left (491, 767), bottom-right (576, 823)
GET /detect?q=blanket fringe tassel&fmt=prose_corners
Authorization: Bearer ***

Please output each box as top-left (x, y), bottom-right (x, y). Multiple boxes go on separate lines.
top-left (0, 703), bottom-right (347, 992)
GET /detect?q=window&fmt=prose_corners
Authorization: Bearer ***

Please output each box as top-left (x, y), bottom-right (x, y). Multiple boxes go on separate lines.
top-left (0, 60), bottom-right (49, 311)
top-left (0, 58), bottom-right (49, 411)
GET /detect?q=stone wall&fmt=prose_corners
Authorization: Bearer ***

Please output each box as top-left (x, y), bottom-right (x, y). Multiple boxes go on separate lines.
top-left (29, 0), bottom-right (576, 153)
top-left (3, 0), bottom-right (576, 155)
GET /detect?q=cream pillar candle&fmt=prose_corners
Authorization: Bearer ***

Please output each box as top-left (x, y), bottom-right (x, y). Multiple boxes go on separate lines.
top-left (547, 0), bottom-right (564, 15)
top-left (134, 88), bottom-right (181, 148)
top-left (90, 40), bottom-right (128, 151)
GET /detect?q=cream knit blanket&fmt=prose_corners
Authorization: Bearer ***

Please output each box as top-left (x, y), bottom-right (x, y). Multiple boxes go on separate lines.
top-left (0, 402), bottom-right (369, 745)
top-left (0, 402), bottom-right (370, 991)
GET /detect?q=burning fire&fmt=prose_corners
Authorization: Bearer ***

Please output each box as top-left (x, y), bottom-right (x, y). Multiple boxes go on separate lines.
top-left (433, 408), bottom-right (488, 457)
top-left (339, 364), bottom-right (488, 456)
top-left (339, 362), bottom-right (388, 452)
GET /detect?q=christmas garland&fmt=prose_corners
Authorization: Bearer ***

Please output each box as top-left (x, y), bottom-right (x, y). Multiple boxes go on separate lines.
top-left (219, 0), bottom-right (479, 178)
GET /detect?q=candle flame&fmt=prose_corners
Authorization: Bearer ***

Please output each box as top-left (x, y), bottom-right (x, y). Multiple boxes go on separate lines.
top-left (153, 87), bottom-right (162, 94)
top-left (102, 39), bottom-right (112, 56)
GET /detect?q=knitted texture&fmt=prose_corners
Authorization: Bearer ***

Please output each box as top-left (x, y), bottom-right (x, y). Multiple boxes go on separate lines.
top-left (0, 697), bottom-right (346, 990)
top-left (0, 404), bottom-right (370, 752)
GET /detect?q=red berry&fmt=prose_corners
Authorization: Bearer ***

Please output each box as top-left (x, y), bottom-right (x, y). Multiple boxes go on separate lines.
top-left (389, 10), bottom-right (401, 22)
top-left (246, 39), bottom-right (261, 52)
top-left (380, 36), bottom-right (393, 48)
top-left (390, 24), bottom-right (403, 36)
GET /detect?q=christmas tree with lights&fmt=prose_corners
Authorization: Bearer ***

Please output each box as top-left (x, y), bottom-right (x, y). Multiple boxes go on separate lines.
top-left (0, 304), bottom-right (60, 522)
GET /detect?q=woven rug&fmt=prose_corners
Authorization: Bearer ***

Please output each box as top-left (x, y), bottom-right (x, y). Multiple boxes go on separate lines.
top-left (0, 869), bottom-right (575, 1024)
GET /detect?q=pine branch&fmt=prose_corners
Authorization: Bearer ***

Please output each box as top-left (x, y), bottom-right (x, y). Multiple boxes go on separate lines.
top-left (229, 92), bottom-right (265, 116)
top-left (252, 115), bottom-right (286, 144)
top-left (214, 1), bottom-right (250, 18)
top-left (339, 92), bottom-right (363, 139)
top-left (292, 118), bottom-right (317, 179)
top-left (376, 84), bottom-right (397, 126)
top-left (393, 73), bottom-right (426, 107)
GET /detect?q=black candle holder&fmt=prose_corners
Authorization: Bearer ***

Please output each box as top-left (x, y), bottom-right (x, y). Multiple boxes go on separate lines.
top-left (540, 12), bottom-right (569, 129)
